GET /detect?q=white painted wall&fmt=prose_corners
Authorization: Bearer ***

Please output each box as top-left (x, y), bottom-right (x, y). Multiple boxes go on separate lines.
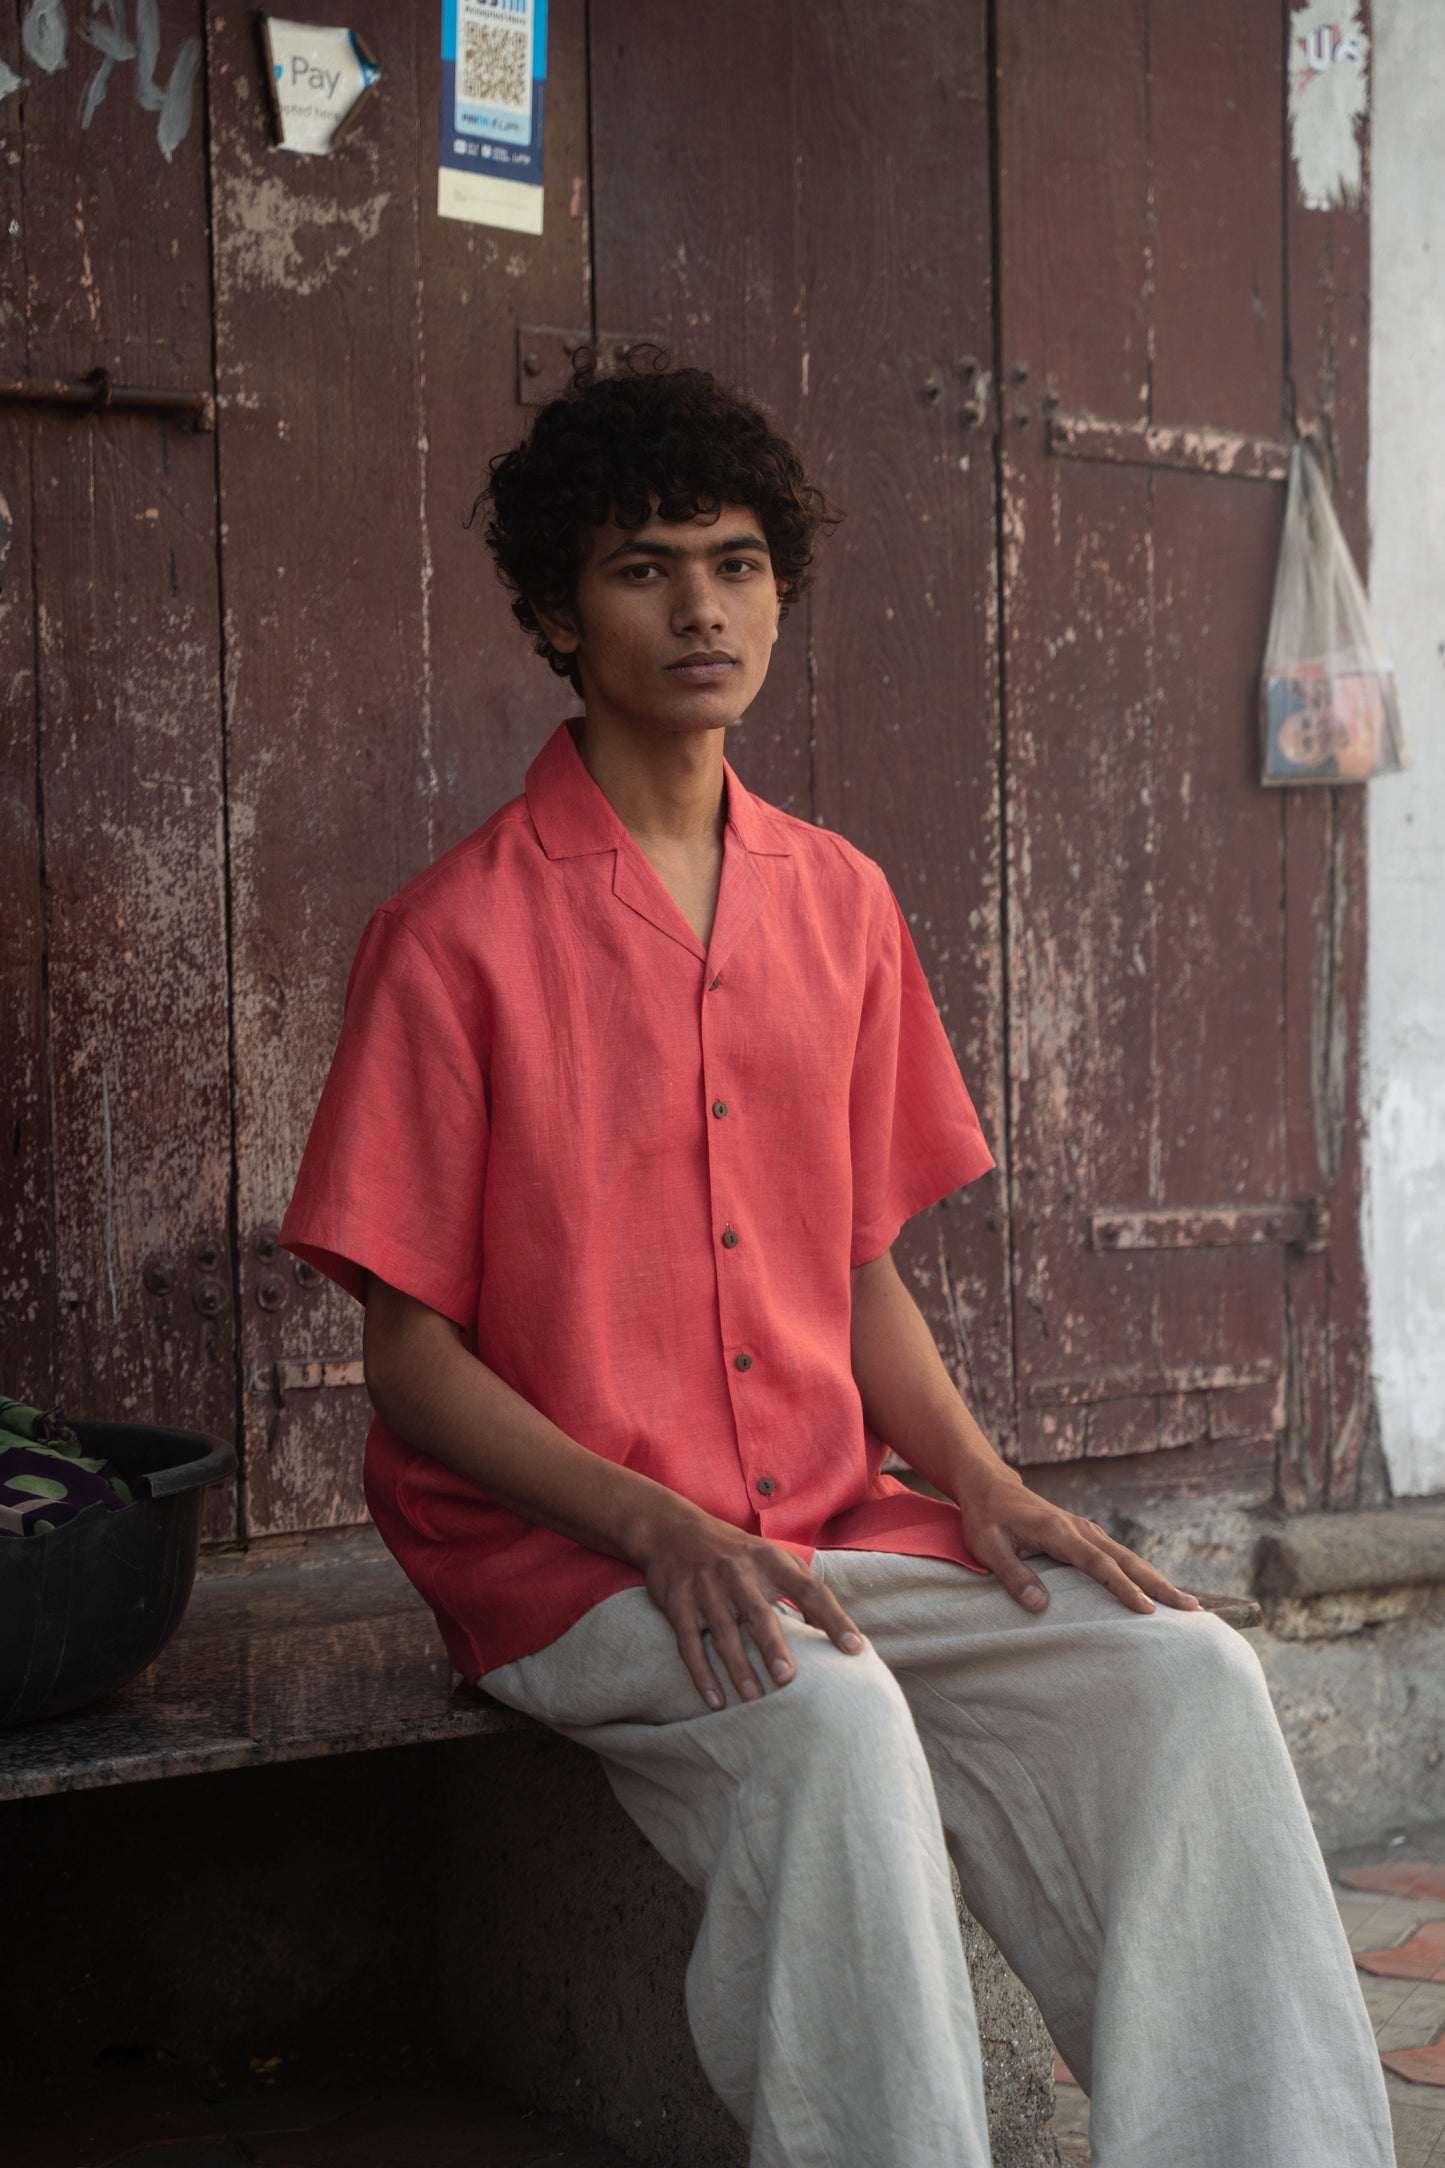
top-left (1366, 0), bottom-right (1445, 1496)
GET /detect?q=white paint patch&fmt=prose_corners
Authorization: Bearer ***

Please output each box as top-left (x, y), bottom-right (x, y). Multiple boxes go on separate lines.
top-left (1289, 2), bottom-right (1369, 211)
top-left (215, 168), bottom-right (390, 296)
top-left (1366, 0), bottom-right (1445, 1495)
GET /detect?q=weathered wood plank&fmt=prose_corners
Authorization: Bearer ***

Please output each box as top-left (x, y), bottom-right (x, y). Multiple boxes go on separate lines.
top-left (997, 0), bottom-right (1311, 1485)
top-left (789, 0), bottom-right (1011, 1445)
top-left (418, 0), bottom-right (592, 857)
top-left (0, 1), bottom-right (52, 1416)
top-left (1281, 4), bottom-right (1373, 1511)
top-left (14, 0), bottom-right (236, 1536)
top-left (207, 1), bottom-right (434, 1535)
top-left (211, 3), bottom-right (593, 1533)
top-left (588, 0), bottom-right (811, 820)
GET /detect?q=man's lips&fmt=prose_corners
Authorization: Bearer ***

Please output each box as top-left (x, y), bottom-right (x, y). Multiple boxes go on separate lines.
top-left (666, 652), bottom-right (737, 681)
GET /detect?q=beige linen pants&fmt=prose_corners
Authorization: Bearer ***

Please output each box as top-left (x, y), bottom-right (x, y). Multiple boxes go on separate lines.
top-left (483, 1549), bottom-right (1393, 2168)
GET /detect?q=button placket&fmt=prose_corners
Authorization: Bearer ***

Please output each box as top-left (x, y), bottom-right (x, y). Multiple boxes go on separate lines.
top-left (701, 962), bottom-right (768, 1505)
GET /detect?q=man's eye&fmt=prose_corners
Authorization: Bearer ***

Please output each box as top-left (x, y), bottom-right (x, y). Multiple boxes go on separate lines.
top-left (722, 559), bottom-right (759, 575)
top-left (621, 562), bottom-right (662, 581)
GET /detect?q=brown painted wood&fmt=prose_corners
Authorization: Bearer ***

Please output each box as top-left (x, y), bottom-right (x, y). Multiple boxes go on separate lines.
top-left (417, 0), bottom-right (592, 859)
top-left (588, 0), bottom-right (1012, 1448)
top-left (587, 0), bottom-right (812, 822)
top-left (0, 10), bottom-right (51, 1417)
top-left (995, 0), bottom-right (1312, 1480)
top-left (794, 0), bottom-right (1010, 1447)
top-left (209, 3), bottom-right (592, 1535)
top-left (5, 0), bottom-right (236, 1538)
top-left (206, 1), bottom-right (433, 1535)
top-left (1281, 7), bottom-right (1373, 1512)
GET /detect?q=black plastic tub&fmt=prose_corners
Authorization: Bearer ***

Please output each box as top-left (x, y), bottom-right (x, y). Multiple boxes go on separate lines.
top-left (0, 1420), bottom-right (236, 1727)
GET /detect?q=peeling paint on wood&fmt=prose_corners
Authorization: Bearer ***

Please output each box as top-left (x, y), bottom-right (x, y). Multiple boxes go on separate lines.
top-left (1048, 412), bottom-right (1291, 483)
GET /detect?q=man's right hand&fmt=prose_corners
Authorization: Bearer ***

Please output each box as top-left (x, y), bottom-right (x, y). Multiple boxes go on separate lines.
top-left (364, 1276), bottom-right (862, 1711)
top-left (636, 1512), bottom-right (865, 1710)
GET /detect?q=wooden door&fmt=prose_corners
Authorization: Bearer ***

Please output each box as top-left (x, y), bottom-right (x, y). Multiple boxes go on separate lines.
top-left (994, 0), bottom-right (1370, 1504)
top-left (0, 0), bottom-right (237, 1540)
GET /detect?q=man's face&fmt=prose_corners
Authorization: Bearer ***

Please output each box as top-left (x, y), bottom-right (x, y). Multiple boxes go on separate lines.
top-left (538, 499), bottom-right (783, 734)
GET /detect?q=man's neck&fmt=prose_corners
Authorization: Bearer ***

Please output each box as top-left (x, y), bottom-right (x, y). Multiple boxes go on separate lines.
top-left (575, 711), bottom-right (728, 852)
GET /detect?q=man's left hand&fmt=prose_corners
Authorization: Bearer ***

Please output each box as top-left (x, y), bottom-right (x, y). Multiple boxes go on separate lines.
top-left (956, 1470), bottom-right (1202, 1615)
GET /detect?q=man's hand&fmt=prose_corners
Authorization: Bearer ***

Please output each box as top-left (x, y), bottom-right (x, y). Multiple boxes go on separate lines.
top-left (957, 1464), bottom-right (1201, 1615)
top-left (637, 1514), bottom-right (865, 1711)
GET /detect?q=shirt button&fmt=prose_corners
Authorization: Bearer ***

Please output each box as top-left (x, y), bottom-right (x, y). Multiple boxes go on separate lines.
top-left (756, 1476), bottom-right (776, 1497)
top-left (712, 1100), bottom-right (728, 1119)
top-left (735, 1352), bottom-right (753, 1372)
top-left (721, 1229), bottom-right (739, 1249)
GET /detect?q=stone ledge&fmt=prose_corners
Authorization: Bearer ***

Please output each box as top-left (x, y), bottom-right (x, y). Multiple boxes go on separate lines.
top-left (0, 1542), bottom-right (522, 1802)
top-left (1255, 1509), bottom-right (1445, 1600)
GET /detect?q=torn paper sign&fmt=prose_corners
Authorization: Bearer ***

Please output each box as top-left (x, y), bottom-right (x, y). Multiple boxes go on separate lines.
top-left (1288, 3), bottom-right (1368, 211)
top-left (259, 17), bottom-right (381, 156)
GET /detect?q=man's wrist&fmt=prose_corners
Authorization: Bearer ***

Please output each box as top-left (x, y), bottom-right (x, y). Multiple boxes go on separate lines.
top-left (616, 1481), bottom-right (718, 1571)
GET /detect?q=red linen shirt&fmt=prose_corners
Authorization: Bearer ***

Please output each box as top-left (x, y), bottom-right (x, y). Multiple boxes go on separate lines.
top-left (281, 721), bottom-right (996, 1676)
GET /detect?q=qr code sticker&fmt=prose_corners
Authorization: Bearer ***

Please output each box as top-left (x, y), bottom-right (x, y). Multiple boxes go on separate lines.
top-left (460, 20), bottom-right (528, 110)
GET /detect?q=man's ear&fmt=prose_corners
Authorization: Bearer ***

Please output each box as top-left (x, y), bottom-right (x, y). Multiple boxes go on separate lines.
top-left (532, 596), bottom-right (580, 656)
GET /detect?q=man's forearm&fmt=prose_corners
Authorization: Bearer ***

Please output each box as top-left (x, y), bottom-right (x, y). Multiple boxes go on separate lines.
top-left (849, 1250), bottom-right (1019, 1503)
top-left (362, 1279), bottom-right (715, 1567)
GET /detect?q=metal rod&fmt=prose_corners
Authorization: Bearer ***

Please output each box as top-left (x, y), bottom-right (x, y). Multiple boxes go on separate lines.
top-left (0, 367), bottom-right (215, 432)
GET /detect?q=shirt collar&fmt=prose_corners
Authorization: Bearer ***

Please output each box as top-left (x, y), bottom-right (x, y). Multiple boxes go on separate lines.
top-left (525, 720), bottom-right (792, 861)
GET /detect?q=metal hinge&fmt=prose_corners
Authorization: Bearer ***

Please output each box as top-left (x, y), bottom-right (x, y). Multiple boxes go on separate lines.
top-left (1089, 1199), bottom-right (1329, 1254)
top-left (1046, 409), bottom-right (1289, 482)
top-left (247, 1356), bottom-right (366, 1396)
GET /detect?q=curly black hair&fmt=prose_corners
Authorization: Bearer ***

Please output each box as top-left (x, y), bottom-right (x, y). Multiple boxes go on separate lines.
top-left (469, 346), bottom-right (840, 692)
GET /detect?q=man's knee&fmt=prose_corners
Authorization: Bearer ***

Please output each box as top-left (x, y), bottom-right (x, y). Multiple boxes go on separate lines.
top-left (766, 1629), bottom-right (921, 1769)
top-left (1118, 1606), bottom-right (1276, 1745)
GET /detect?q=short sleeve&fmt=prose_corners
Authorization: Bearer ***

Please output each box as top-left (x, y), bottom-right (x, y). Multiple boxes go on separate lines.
top-left (279, 908), bottom-right (489, 1326)
top-left (848, 881), bottom-right (995, 1268)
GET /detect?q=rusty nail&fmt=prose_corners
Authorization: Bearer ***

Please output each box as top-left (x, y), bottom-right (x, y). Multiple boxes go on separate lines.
top-left (195, 1239), bottom-right (222, 1274)
top-left (193, 1278), bottom-right (225, 1318)
top-left (256, 1276), bottom-right (288, 1312)
top-left (144, 1257), bottom-right (176, 1296)
top-left (254, 1226), bottom-right (281, 1262)
top-left (522, 352), bottom-right (542, 376)
top-left (293, 1258), bottom-right (323, 1289)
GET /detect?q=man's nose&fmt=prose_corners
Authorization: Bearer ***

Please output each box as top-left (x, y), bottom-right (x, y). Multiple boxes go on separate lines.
top-left (671, 566), bottom-right (725, 634)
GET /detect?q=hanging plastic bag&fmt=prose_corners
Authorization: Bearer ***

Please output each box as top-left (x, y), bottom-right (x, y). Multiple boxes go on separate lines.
top-left (1259, 443), bottom-right (1409, 784)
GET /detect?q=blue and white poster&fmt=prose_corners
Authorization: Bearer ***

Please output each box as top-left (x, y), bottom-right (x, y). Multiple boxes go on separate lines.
top-left (439, 0), bottom-right (547, 235)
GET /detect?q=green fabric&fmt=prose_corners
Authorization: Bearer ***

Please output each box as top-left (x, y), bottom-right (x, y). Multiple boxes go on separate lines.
top-left (0, 1398), bottom-right (133, 1536)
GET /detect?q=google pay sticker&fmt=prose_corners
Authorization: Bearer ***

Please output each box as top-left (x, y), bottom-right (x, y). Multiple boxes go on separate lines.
top-left (259, 17), bottom-right (381, 157)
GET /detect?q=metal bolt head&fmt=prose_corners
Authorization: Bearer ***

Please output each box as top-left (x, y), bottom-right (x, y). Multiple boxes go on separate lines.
top-left (195, 1238), bottom-right (223, 1274)
top-left (193, 1278), bottom-right (225, 1318)
top-left (921, 378), bottom-right (943, 405)
top-left (143, 1256), bottom-right (176, 1296)
top-left (254, 1226), bottom-right (281, 1262)
top-left (293, 1258), bottom-right (323, 1289)
top-left (256, 1276), bottom-right (288, 1313)
top-left (522, 351), bottom-right (542, 376)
